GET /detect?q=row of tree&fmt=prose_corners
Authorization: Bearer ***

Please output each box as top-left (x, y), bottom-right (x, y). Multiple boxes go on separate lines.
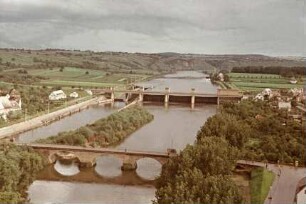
top-left (231, 66), bottom-right (305, 77)
top-left (0, 143), bottom-right (45, 203)
top-left (37, 105), bottom-right (154, 147)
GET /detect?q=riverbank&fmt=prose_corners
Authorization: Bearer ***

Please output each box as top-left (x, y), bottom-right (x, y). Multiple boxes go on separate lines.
top-left (0, 97), bottom-right (112, 140)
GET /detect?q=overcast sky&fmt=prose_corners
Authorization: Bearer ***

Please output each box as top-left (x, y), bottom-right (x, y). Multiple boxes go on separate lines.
top-left (0, 0), bottom-right (305, 56)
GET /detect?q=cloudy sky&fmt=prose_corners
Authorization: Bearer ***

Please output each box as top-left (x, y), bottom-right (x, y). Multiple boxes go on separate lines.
top-left (0, 0), bottom-right (305, 56)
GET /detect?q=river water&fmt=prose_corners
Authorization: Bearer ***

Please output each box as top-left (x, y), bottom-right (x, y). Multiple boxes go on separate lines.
top-left (26, 71), bottom-right (218, 204)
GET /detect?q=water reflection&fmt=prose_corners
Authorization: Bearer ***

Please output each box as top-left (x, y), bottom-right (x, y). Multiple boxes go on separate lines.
top-left (95, 156), bottom-right (122, 178)
top-left (136, 158), bottom-right (162, 180)
top-left (28, 181), bottom-right (155, 204)
top-left (54, 160), bottom-right (80, 176)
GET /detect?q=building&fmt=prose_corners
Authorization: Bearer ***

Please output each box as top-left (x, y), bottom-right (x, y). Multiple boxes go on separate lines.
top-left (295, 177), bottom-right (306, 204)
top-left (49, 90), bottom-right (67, 101)
top-left (69, 92), bottom-right (79, 98)
top-left (217, 73), bottom-right (224, 82)
top-left (290, 78), bottom-right (298, 84)
top-left (278, 101), bottom-right (292, 111)
top-left (0, 89), bottom-right (22, 120)
top-left (85, 89), bottom-right (93, 96)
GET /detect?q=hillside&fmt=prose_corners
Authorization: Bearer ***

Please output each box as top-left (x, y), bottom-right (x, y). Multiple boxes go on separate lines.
top-left (0, 49), bottom-right (304, 74)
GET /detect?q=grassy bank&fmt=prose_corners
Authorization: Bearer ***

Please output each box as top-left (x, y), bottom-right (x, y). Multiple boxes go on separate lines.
top-left (250, 167), bottom-right (275, 204)
top-left (36, 105), bottom-right (154, 147)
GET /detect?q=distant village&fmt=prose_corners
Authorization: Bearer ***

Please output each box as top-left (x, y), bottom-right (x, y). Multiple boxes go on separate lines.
top-left (0, 88), bottom-right (93, 121)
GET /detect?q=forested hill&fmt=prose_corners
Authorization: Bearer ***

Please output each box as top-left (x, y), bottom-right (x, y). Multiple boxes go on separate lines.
top-left (0, 49), bottom-right (304, 73)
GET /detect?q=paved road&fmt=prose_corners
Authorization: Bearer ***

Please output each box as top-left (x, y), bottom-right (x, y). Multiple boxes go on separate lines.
top-left (238, 160), bottom-right (306, 204)
top-left (0, 97), bottom-right (111, 140)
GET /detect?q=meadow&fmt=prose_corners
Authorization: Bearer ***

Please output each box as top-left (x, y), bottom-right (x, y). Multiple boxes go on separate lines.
top-left (227, 72), bottom-right (304, 92)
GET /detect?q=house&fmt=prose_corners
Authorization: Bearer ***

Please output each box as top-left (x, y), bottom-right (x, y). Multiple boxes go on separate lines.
top-left (278, 101), bottom-right (291, 111)
top-left (295, 177), bottom-right (306, 204)
top-left (262, 88), bottom-right (272, 99)
top-left (290, 77), bottom-right (298, 84)
top-left (217, 73), bottom-right (224, 82)
top-left (49, 90), bottom-right (67, 101)
top-left (254, 93), bottom-right (264, 101)
top-left (69, 92), bottom-right (79, 98)
top-left (85, 89), bottom-right (93, 96)
top-left (0, 89), bottom-right (22, 120)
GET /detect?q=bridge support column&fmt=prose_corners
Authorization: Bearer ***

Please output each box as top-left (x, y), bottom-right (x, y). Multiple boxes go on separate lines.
top-left (139, 93), bottom-right (143, 102)
top-left (110, 87), bottom-right (115, 101)
top-left (121, 156), bottom-right (137, 171)
top-left (164, 87), bottom-right (170, 104)
top-left (191, 88), bottom-right (195, 105)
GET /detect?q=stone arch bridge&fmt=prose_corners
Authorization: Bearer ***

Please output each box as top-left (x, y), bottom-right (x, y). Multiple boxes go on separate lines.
top-left (18, 143), bottom-right (177, 171)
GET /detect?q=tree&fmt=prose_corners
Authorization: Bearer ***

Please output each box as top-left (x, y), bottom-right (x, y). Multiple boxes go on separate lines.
top-left (59, 67), bottom-right (64, 72)
top-left (85, 71), bottom-right (89, 75)
top-left (155, 137), bottom-right (242, 204)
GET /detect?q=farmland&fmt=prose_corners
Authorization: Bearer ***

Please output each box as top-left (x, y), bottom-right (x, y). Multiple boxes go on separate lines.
top-left (227, 73), bottom-right (304, 92)
top-left (2, 67), bottom-right (154, 89)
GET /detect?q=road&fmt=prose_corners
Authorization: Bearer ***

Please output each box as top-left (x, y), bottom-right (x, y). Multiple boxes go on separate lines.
top-left (238, 160), bottom-right (306, 204)
top-left (0, 97), bottom-right (112, 140)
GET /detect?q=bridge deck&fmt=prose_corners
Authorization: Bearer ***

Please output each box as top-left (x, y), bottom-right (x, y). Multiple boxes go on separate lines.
top-left (17, 143), bottom-right (170, 158)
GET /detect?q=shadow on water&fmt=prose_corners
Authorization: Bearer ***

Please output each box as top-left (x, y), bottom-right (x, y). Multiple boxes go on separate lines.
top-left (40, 159), bottom-right (157, 186)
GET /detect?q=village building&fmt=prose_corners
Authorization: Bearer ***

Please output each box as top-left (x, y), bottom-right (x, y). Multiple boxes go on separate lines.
top-left (0, 89), bottom-right (22, 120)
top-left (85, 89), bottom-right (93, 96)
top-left (217, 73), bottom-right (224, 82)
top-left (69, 92), bottom-right (79, 98)
top-left (278, 101), bottom-right (292, 111)
top-left (290, 77), bottom-right (298, 84)
top-left (49, 90), bottom-right (67, 101)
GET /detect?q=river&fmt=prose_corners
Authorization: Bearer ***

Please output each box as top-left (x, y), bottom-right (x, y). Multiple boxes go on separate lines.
top-left (26, 71), bottom-right (218, 204)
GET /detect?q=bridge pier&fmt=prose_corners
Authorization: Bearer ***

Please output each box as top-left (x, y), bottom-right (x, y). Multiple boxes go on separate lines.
top-left (191, 88), bottom-right (195, 105)
top-left (110, 87), bottom-right (115, 101)
top-left (164, 87), bottom-right (170, 104)
top-left (121, 156), bottom-right (137, 171)
top-left (139, 93), bottom-right (143, 102)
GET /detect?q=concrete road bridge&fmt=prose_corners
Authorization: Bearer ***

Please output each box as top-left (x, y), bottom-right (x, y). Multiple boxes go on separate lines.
top-left (18, 143), bottom-right (177, 170)
top-left (92, 88), bottom-right (242, 105)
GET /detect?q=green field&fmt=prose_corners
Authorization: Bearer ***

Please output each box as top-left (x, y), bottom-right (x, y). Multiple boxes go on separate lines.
top-left (250, 167), bottom-right (275, 204)
top-left (227, 73), bottom-right (304, 92)
top-left (4, 67), bottom-right (153, 89)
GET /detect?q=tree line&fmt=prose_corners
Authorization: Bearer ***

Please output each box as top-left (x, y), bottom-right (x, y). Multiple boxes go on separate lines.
top-left (232, 66), bottom-right (305, 77)
top-left (37, 105), bottom-right (154, 147)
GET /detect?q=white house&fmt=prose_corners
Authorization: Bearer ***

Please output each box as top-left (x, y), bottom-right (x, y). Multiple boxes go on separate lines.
top-left (0, 90), bottom-right (22, 120)
top-left (262, 88), bottom-right (272, 98)
top-left (254, 93), bottom-right (264, 101)
top-left (49, 90), bottom-right (67, 101)
top-left (278, 101), bottom-right (292, 111)
top-left (217, 73), bottom-right (224, 82)
top-left (85, 89), bottom-right (93, 96)
top-left (290, 78), bottom-right (298, 84)
top-left (69, 92), bottom-right (79, 98)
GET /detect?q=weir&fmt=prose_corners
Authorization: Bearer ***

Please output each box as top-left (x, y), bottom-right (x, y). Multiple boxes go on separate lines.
top-left (92, 88), bottom-right (242, 105)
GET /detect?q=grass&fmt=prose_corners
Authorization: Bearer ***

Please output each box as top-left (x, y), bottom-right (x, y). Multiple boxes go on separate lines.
top-left (250, 167), bottom-right (275, 204)
top-left (23, 67), bottom-right (153, 88)
top-left (227, 72), bottom-right (304, 92)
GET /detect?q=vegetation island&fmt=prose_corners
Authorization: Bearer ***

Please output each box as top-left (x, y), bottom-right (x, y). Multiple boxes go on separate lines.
top-left (36, 105), bottom-right (154, 147)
